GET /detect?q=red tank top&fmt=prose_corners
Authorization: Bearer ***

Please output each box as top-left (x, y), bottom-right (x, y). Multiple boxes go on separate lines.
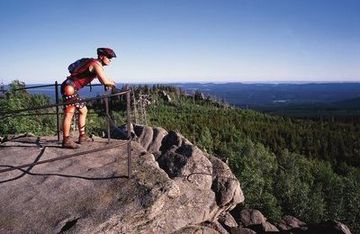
top-left (68, 60), bottom-right (100, 90)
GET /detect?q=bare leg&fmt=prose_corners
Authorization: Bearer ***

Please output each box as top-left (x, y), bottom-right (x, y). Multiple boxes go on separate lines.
top-left (78, 106), bottom-right (88, 136)
top-left (62, 84), bottom-right (77, 139)
top-left (62, 105), bottom-right (80, 148)
top-left (61, 84), bottom-right (80, 148)
top-left (63, 106), bottom-right (76, 138)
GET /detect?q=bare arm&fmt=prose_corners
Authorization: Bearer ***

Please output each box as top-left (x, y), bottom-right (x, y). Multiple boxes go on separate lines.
top-left (90, 61), bottom-right (116, 87)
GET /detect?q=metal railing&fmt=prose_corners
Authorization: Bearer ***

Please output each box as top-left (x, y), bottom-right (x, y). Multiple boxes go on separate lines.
top-left (5, 81), bottom-right (106, 141)
top-left (0, 83), bottom-right (133, 178)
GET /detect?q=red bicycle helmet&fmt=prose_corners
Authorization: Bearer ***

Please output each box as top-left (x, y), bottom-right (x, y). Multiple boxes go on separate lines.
top-left (97, 48), bottom-right (117, 58)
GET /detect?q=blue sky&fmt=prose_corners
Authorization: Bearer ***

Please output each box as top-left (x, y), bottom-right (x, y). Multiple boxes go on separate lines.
top-left (0, 0), bottom-right (359, 84)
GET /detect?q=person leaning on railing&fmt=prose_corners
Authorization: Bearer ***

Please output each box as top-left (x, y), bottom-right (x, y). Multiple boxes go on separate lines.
top-left (61, 48), bottom-right (117, 149)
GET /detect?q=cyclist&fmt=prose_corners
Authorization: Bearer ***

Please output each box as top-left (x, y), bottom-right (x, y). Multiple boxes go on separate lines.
top-left (61, 48), bottom-right (117, 149)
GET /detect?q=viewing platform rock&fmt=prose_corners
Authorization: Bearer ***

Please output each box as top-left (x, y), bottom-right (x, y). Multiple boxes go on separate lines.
top-left (0, 128), bottom-right (244, 234)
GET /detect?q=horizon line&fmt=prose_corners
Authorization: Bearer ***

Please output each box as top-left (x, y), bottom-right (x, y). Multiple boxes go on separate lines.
top-left (3, 80), bottom-right (360, 86)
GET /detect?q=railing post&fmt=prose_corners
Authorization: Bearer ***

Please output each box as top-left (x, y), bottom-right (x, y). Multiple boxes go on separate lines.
top-left (105, 96), bottom-right (110, 144)
top-left (55, 81), bottom-right (60, 142)
top-left (126, 88), bottom-right (132, 178)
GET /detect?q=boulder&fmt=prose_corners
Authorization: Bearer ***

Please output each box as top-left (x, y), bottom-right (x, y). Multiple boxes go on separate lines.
top-left (147, 127), bottom-right (168, 156)
top-left (202, 221), bottom-right (229, 234)
top-left (218, 212), bottom-right (238, 229)
top-left (134, 125), bottom-right (154, 150)
top-left (263, 221), bottom-right (279, 232)
top-left (172, 225), bottom-right (220, 234)
top-left (158, 144), bottom-right (214, 190)
top-left (229, 227), bottom-right (256, 234)
top-left (134, 125), bottom-right (244, 216)
top-left (230, 208), bottom-right (279, 233)
top-left (238, 209), bottom-right (267, 226)
top-left (277, 215), bottom-right (307, 231)
top-left (160, 90), bottom-right (172, 102)
top-left (332, 221), bottom-right (352, 234)
top-left (209, 156), bottom-right (244, 210)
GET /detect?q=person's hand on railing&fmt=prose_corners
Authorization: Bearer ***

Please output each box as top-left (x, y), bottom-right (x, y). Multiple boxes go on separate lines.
top-left (103, 84), bottom-right (123, 95)
top-left (103, 79), bottom-right (116, 89)
top-left (104, 83), bottom-right (115, 92)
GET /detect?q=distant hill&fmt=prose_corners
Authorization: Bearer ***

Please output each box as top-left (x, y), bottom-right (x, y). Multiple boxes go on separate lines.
top-left (174, 82), bottom-right (360, 107)
top-left (5, 82), bottom-right (360, 108)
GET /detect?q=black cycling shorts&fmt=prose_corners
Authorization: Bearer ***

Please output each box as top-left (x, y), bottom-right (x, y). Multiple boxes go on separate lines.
top-left (61, 79), bottom-right (85, 109)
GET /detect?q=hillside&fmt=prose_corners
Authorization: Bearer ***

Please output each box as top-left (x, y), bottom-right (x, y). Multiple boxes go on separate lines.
top-left (141, 86), bottom-right (360, 169)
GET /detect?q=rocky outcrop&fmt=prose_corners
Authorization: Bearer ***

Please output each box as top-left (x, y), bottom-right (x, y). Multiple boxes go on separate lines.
top-left (218, 212), bottom-right (238, 233)
top-left (229, 208), bottom-right (352, 234)
top-left (160, 90), bottom-right (172, 103)
top-left (0, 125), bottom-right (353, 234)
top-left (229, 208), bottom-right (279, 233)
top-left (0, 125), bottom-right (244, 233)
top-left (277, 215), bottom-right (307, 231)
top-left (133, 124), bottom-right (244, 225)
top-left (237, 209), bottom-right (267, 226)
